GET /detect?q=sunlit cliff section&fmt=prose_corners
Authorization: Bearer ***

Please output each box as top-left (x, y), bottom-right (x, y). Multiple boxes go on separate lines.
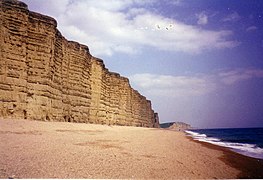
top-left (0, 0), bottom-right (159, 128)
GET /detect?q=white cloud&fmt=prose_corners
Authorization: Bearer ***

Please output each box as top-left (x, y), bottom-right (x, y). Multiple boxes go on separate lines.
top-left (130, 73), bottom-right (216, 98)
top-left (24, 0), bottom-right (239, 57)
top-left (222, 12), bottom-right (241, 22)
top-left (165, 0), bottom-right (182, 6)
top-left (23, 0), bottom-right (69, 17)
top-left (196, 12), bottom-right (208, 25)
top-left (246, 26), bottom-right (258, 32)
top-left (130, 68), bottom-right (263, 98)
top-left (219, 68), bottom-right (263, 85)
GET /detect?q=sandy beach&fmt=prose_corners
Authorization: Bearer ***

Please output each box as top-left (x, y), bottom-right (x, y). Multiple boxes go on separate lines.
top-left (0, 118), bottom-right (262, 179)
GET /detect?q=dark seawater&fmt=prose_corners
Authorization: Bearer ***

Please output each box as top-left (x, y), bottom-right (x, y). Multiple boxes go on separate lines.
top-left (185, 128), bottom-right (263, 159)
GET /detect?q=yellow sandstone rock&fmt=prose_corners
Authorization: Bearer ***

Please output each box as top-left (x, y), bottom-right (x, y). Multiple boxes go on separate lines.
top-left (0, 0), bottom-right (159, 128)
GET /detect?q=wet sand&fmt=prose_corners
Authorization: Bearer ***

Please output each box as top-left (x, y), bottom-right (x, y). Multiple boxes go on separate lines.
top-left (193, 138), bottom-right (263, 178)
top-left (0, 118), bottom-right (262, 179)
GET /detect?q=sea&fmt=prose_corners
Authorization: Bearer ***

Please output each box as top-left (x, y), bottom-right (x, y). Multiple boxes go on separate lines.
top-left (185, 128), bottom-right (263, 159)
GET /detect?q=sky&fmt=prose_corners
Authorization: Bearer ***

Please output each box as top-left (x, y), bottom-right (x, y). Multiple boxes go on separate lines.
top-left (23, 0), bottom-right (263, 128)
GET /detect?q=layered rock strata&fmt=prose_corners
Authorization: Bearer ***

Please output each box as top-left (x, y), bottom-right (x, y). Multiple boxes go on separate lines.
top-left (0, 0), bottom-right (159, 127)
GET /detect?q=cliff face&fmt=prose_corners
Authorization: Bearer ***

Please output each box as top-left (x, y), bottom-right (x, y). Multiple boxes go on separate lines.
top-left (0, 0), bottom-right (159, 128)
top-left (160, 122), bottom-right (191, 131)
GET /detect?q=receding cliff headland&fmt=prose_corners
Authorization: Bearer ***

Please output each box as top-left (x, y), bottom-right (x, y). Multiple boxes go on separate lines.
top-left (0, 0), bottom-right (159, 127)
top-left (160, 122), bottom-right (191, 131)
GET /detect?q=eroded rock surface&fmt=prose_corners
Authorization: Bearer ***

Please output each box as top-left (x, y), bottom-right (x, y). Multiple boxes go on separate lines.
top-left (0, 0), bottom-right (159, 128)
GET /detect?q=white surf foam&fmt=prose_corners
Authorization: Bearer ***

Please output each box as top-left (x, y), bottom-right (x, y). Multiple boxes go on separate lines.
top-left (185, 130), bottom-right (207, 138)
top-left (185, 130), bottom-right (263, 159)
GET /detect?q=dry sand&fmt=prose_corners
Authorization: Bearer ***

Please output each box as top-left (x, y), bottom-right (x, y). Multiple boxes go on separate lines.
top-left (0, 118), bottom-right (262, 179)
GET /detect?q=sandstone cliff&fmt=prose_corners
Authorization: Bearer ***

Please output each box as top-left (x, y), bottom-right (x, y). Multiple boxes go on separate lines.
top-left (160, 122), bottom-right (191, 131)
top-left (0, 0), bottom-right (159, 128)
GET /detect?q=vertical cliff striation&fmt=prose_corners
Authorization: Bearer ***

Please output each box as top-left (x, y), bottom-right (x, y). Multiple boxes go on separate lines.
top-left (0, 0), bottom-right (159, 128)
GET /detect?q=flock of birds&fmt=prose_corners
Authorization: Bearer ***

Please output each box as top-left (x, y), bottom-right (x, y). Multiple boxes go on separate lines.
top-left (138, 24), bottom-right (174, 31)
top-left (156, 24), bottom-right (173, 30)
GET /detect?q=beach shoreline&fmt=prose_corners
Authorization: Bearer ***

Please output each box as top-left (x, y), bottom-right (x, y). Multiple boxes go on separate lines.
top-left (0, 118), bottom-right (262, 179)
top-left (186, 136), bottom-right (263, 178)
top-left (187, 136), bottom-right (263, 179)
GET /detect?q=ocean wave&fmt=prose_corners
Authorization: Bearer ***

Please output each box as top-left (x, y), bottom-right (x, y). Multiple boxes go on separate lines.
top-left (185, 130), bottom-right (263, 159)
top-left (185, 130), bottom-right (207, 138)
